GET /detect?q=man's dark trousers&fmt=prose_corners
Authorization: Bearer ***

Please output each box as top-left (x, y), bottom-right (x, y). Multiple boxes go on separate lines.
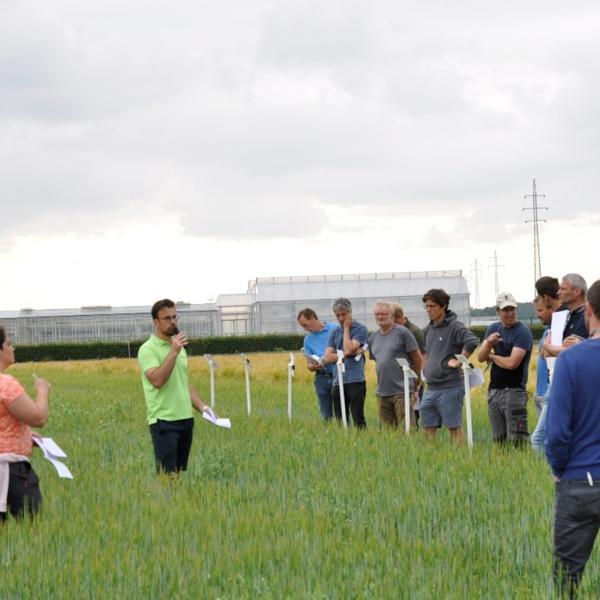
top-left (332, 381), bottom-right (366, 429)
top-left (554, 479), bottom-right (600, 598)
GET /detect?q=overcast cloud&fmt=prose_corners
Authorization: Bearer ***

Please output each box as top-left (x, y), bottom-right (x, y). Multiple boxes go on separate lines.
top-left (1, 1), bottom-right (599, 308)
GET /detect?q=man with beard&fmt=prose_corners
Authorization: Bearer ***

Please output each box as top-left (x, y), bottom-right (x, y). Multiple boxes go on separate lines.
top-left (138, 299), bottom-right (215, 474)
top-left (477, 292), bottom-right (533, 446)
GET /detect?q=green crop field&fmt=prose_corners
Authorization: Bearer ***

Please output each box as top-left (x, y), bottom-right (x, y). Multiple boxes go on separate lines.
top-left (3, 352), bottom-right (598, 599)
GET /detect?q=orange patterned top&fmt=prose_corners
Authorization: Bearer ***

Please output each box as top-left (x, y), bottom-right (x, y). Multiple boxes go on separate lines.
top-left (0, 373), bottom-right (32, 456)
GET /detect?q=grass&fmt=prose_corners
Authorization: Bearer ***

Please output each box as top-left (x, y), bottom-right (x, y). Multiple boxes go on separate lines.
top-left (2, 351), bottom-right (598, 598)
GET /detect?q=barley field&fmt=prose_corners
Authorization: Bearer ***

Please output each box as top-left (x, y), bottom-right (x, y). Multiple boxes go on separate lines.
top-left (3, 352), bottom-right (597, 599)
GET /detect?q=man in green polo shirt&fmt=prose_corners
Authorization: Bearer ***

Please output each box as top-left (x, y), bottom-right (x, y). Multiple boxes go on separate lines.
top-left (138, 298), bottom-right (215, 474)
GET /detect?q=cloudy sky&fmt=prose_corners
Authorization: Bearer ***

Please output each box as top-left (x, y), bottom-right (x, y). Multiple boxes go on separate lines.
top-left (2, 0), bottom-right (598, 310)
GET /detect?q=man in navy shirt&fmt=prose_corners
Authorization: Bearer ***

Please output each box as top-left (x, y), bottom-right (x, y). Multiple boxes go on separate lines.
top-left (544, 273), bottom-right (588, 357)
top-left (477, 292), bottom-right (533, 445)
top-left (324, 298), bottom-right (368, 429)
top-left (546, 279), bottom-right (600, 597)
top-left (298, 308), bottom-right (339, 421)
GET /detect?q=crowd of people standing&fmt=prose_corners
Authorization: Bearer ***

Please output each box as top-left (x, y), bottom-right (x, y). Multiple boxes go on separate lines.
top-left (298, 271), bottom-right (600, 598)
top-left (3, 273), bottom-right (600, 597)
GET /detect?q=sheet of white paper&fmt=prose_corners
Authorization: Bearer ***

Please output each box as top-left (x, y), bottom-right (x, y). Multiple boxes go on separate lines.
top-left (547, 356), bottom-right (557, 382)
top-left (551, 310), bottom-right (568, 346)
top-left (39, 437), bottom-right (67, 458)
top-left (32, 436), bottom-right (73, 479)
top-left (202, 411), bottom-right (232, 429)
top-left (469, 368), bottom-right (485, 388)
top-left (47, 457), bottom-right (74, 479)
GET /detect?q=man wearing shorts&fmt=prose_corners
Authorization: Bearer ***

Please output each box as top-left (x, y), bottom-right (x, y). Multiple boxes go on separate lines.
top-left (420, 289), bottom-right (479, 442)
top-left (477, 292), bottom-right (533, 446)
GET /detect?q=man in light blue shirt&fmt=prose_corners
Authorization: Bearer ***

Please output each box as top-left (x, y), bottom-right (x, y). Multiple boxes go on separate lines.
top-left (298, 308), bottom-right (339, 420)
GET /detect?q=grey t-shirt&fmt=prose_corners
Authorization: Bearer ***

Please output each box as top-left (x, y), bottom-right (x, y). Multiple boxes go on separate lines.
top-left (368, 325), bottom-right (419, 396)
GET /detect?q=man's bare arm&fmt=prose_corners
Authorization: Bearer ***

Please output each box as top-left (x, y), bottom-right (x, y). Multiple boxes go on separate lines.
top-left (145, 333), bottom-right (187, 388)
top-left (488, 347), bottom-right (527, 370)
top-left (408, 349), bottom-right (423, 376)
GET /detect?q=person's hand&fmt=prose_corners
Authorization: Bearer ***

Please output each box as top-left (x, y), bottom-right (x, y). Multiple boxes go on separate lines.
top-left (563, 335), bottom-right (583, 348)
top-left (171, 331), bottom-right (188, 351)
top-left (447, 358), bottom-right (460, 369)
top-left (553, 475), bottom-right (560, 483)
top-left (486, 332), bottom-right (502, 346)
top-left (343, 311), bottom-right (353, 329)
top-left (34, 377), bottom-right (51, 394)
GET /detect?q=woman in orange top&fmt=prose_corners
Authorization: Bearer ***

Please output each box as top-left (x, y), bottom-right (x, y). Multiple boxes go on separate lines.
top-left (0, 326), bottom-right (51, 521)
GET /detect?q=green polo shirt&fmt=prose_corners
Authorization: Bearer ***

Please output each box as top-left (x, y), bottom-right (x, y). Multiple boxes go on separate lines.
top-left (138, 335), bottom-right (193, 425)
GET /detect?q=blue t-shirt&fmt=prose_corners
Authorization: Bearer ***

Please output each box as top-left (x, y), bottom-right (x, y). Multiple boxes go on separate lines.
top-left (303, 321), bottom-right (339, 376)
top-left (535, 328), bottom-right (549, 397)
top-left (484, 321), bottom-right (533, 389)
top-left (546, 339), bottom-right (600, 479)
top-left (327, 321), bottom-right (369, 385)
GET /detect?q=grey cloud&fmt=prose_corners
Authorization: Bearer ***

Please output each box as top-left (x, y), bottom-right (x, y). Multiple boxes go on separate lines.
top-left (257, 0), bottom-right (375, 69)
top-left (2, 1), bottom-right (600, 242)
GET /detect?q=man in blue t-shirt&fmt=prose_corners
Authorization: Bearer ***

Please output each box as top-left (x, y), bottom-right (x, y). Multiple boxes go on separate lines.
top-left (324, 298), bottom-right (369, 429)
top-left (297, 308), bottom-right (340, 421)
top-left (546, 279), bottom-right (600, 597)
top-left (477, 292), bottom-right (533, 445)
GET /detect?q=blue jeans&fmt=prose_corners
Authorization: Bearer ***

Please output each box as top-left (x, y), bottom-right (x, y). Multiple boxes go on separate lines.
top-left (531, 384), bottom-right (551, 453)
top-left (314, 372), bottom-right (334, 420)
top-left (531, 402), bottom-right (548, 453)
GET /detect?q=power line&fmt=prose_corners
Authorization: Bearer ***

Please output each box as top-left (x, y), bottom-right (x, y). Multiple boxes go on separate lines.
top-left (522, 179), bottom-right (548, 292)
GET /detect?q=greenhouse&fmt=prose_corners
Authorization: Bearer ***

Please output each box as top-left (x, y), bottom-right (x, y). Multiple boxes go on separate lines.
top-left (249, 271), bottom-right (470, 334)
top-left (0, 303), bottom-right (219, 345)
top-left (0, 270), bottom-right (470, 344)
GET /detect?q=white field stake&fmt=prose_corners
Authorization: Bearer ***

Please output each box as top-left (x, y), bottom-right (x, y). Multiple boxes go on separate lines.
top-left (203, 354), bottom-right (218, 408)
top-left (241, 353), bottom-right (252, 416)
top-left (455, 354), bottom-right (474, 449)
top-left (287, 352), bottom-right (295, 422)
top-left (336, 350), bottom-right (348, 430)
top-left (396, 358), bottom-right (418, 434)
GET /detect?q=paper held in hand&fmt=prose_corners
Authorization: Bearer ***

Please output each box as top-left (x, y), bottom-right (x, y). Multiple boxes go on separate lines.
top-left (468, 368), bottom-right (485, 388)
top-left (32, 436), bottom-right (73, 479)
top-left (202, 411), bottom-right (232, 429)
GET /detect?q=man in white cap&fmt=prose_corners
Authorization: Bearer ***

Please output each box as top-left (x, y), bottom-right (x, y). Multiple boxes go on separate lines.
top-left (477, 292), bottom-right (533, 445)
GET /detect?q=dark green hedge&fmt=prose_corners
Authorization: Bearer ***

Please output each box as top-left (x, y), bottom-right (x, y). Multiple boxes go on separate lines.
top-left (15, 334), bottom-right (305, 363)
top-left (15, 325), bottom-right (547, 363)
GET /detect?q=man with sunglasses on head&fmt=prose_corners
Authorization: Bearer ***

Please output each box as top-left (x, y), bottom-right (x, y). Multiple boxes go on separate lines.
top-left (138, 299), bottom-right (215, 475)
top-left (477, 292), bottom-right (533, 446)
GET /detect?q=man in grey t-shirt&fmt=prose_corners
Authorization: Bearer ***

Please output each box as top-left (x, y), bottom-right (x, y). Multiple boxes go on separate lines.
top-left (368, 301), bottom-right (422, 429)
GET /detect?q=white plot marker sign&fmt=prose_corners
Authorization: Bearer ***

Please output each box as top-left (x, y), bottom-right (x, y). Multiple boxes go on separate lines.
top-left (336, 350), bottom-right (348, 430)
top-left (287, 352), bottom-right (295, 422)
top-left (395, 358), bottom-right (418, 434)
top-left (241, 354), bottom-right (252, 416)
top-left (454, 354), bottom-right (475, 449)
top-left (203, 354), bottom-right (218, 408)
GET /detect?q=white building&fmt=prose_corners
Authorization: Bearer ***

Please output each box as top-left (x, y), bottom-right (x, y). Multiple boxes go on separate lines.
top-left (249, 270), bottom-right (470, 333)
top-left (0, 270), bottom-right (470, 344)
